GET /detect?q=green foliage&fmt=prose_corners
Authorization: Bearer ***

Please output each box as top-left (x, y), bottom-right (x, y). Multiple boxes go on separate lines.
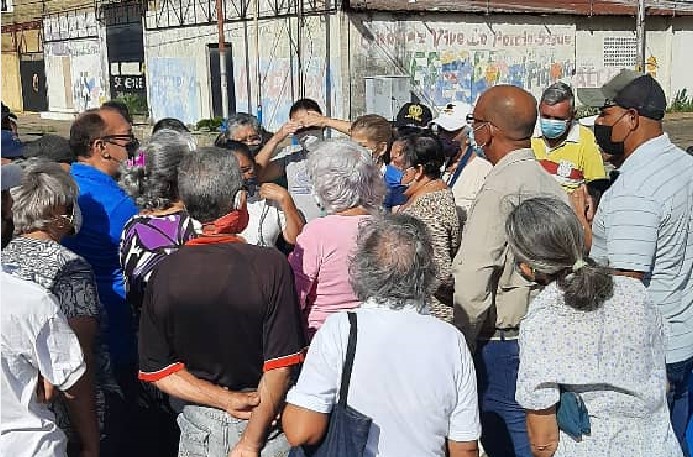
top-left (196, 117), bottom-right (223, 131)
top-left (669, 89), bottom-right (693, 113)
top-left (115, 93), bottom-right (148, 116)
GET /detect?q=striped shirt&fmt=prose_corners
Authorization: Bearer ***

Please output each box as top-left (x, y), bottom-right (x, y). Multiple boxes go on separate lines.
top-left (591, 134), bottom-right (693, 363)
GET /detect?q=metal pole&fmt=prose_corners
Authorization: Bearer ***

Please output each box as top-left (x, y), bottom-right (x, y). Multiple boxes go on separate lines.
top-left (216, 0), bottom-right (229, 119)
top-left (636, 0), bottom-right (646, 74)
top-left (255, 0), bottom-right (262, 124)
top-left (297, 0), bottom-right (304, 98)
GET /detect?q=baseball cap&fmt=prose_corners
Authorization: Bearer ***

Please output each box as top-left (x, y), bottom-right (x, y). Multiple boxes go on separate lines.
top-left (395, 103), bottom-right (433, 128)
top-left (1, 163), bottom-right (23, 191)
top-left (433, 102), bottom-right (473, 132)
top-left (577, 69), bottom-right (666, 120)
top-left (1, 131), bottom-right (24, 159)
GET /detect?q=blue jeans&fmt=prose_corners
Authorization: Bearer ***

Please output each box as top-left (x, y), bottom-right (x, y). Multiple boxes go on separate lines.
top-left (667, 356), bottom-right (693, 457)
top-left (178, 405), bottom-right (290, 457)
top-left (475, 339), bottom-right (532, 457)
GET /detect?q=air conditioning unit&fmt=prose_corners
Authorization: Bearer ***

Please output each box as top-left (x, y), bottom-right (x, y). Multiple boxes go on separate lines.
top-left (364, 75), bottom-right (411, 121)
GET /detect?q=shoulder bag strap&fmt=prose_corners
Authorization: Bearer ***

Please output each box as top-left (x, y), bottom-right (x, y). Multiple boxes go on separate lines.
top-left (338, 312), bottom-right (358, 406)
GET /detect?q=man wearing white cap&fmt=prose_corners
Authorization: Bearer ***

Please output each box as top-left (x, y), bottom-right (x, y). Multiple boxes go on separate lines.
top-left (434, 102), bottom-right (492, 222)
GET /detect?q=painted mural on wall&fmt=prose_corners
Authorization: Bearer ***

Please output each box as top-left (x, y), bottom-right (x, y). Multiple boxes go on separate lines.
top-left (148, 57), bottom-right (199, 126)
top-left (44, 40), bottom-right (104, 112)
top-left (357, 20), bottom-right (576, 108)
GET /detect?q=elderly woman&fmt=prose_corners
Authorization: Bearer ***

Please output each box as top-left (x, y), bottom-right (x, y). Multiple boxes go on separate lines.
top-left (288, 140), bottom-right (384, 338)
top-left (283, 213), bottom-right (481, 456)
top-left (226, 140), bottom-right (304, 247)
top-left (120, 129), bottom-right (198, 315)
top-left (2, 161), bottom-right (116, 455)
top-left (218, 112), bottom-right (264, 155)
top-left (507, 198), bottom-right (681, 457)
top-left (397, 133), bottom-right (460, 323)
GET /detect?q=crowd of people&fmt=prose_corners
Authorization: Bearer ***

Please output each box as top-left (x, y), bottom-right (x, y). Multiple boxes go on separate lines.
top-left (1, 68), bottom-right (692, 457)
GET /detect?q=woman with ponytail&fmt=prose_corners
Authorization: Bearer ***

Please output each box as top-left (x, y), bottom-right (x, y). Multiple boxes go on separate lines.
top-left (506, 197), bottom-right (681, 457)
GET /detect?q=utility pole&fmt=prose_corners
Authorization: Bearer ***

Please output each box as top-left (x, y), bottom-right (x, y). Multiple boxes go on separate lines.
top-left (255, 0), bottom-right (262, 124)
top-left (636, 0), bottom-right (646, 74)
top-left (216, 0), bottom-right (229, 119)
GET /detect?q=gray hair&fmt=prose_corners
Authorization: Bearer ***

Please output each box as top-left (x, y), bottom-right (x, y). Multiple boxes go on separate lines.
top-left (307, 139), bottom-right (385, 213)
top-left (349, 213), bottom-right (437, 309)
top-left (505, 197), bottom-right (613, 311)
top-left (11, 161), bottom-right (78, 234)
top-left (178, 146), bottom-right (243, 223)
top-left (226, 113), bottom-right (260, 139)
top-left (540, 82), bottom-right (575, 110)
top-left (120, 129), bottom-right (196, 210)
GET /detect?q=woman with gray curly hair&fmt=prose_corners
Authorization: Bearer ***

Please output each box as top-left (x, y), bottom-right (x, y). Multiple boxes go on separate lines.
top-left (2, 161), bottom-right (117, 455)
top-left (119, 129), bottom-right (198, 315)
top-left (288, 139), bottom-right (384, 339)
top-left (284, 213), bottom-right (481, 456)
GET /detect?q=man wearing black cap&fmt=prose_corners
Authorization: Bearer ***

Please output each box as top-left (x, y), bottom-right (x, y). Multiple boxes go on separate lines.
top-left (578, 70), bottom-right (693, 455)
top-left (395, 102), bottom-right (433, 129)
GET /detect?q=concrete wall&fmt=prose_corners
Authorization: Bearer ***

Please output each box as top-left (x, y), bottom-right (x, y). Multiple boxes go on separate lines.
top-left (347, 12), bottom-right (693, 117)
top-left (144, 0), bottom-right (344, 130)
top-left (1, 53), bottom-right (23, 111)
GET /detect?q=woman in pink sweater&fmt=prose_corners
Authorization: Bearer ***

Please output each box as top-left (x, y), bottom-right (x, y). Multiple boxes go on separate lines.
top-left (289, 139), bottom-right (385, 339)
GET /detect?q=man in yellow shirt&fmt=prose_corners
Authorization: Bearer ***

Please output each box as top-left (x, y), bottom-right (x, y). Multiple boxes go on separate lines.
top-left (531, 82), bottom-right (606, 192)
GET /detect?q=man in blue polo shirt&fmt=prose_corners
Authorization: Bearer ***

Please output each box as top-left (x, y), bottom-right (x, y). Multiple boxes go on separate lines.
top-left (63, 108), bottom-right (139, 392)
top-left (579, 70), bottom-right (693, 455)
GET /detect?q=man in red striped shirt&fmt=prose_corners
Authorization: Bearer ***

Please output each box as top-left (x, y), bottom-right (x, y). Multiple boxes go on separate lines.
top-left (138, 147), bottom-right (305, 457)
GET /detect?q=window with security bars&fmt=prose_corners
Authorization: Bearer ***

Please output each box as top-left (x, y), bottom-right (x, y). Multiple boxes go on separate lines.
top-left (603, 36), bottom-right (637, 68)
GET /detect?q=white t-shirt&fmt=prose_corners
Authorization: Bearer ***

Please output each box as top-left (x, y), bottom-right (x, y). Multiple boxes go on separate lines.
top-left (1, 273), bottom-right (86, 457)
top-left (286, 300), bottom-right (481, 456)
top-left (449, 156), bottom-right (492, 223)
top-left (241, 196), bottom-right (287, 247)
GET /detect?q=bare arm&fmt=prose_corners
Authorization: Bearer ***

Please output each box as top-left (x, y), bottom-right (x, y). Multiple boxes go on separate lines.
top-left (526, 407), bottom-right (559, 457)
top-left (230, 367), bottom-right (292, 456)
top-left (282, 403), bottom-right (329, 446)
top-left (152, 368), bottom-right (259, 419)
top-left (294, 111), bottom-right (351, 135)
top-left (63, 370), bottom-right (100, 457)
top-left (259, 184), bottom-right (305, 244)
top-left (255, 122), bottom-right (301, 183)
top-left (614, 269), bottom-right (646, 281)
top-left (447, 440), bottom-right (479, 457)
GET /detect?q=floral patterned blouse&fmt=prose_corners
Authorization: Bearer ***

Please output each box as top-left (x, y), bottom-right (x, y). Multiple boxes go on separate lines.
top-left (516, 276), bottom-right (681, 457)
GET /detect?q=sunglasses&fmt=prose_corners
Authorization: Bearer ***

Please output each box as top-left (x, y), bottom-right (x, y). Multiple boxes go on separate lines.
top-left (100, 135), bottom-right (140, 158)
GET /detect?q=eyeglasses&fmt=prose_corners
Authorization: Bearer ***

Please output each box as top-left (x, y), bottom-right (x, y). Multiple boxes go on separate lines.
top-left (100, 135), bottom-right (140, 158)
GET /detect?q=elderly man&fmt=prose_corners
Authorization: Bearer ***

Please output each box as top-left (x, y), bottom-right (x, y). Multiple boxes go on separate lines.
top-left (284, 213), bottom-right (480, 457)
top-left (221, 113), bottom-right (265, 154)
top-left (138, 147), bottom-right (305, 457)
top-left (531, 82), bottom-right (606, 192)
top-left (578, 70), bottom-right (693, 454)
top-left (453, 85), bottom-right (568, 457)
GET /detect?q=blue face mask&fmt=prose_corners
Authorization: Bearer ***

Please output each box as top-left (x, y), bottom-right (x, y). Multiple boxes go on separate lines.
top-left (540, 118), bottom-right (569, 139)
top-left (243, 177), bottom-right (259, 197)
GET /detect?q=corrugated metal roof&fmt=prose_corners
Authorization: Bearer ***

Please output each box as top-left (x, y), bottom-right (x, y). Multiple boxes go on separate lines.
top-left (347, 0), bottom-right (693, 16)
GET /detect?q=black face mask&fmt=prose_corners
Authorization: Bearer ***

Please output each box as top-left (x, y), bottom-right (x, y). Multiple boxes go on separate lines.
top-left (126, 138), bottom-right (140, 159)
top-left (593, 113), bottom-right (630, 157)
top-left (593, 124), bottom-right (625, 157)
top-left (439, 136), bottom-right (462, 161)
top-left (243, 177), bottom-right (259, 197)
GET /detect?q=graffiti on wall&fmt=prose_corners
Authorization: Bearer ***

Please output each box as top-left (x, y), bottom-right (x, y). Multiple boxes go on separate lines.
top-left (235, 56), bottom-right (329, 131)
top-left (358, 22), bottom-right (576, 107)
top-left (45, 40), bottom-right (104, 111)
top-left (148, 57), bottom-right (199, 125)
